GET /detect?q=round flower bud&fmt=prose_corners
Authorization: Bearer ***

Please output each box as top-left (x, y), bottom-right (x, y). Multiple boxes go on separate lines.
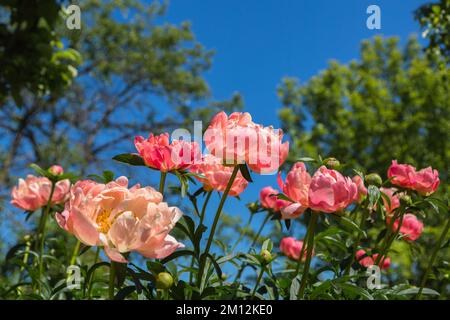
top-left (399, 194), bottom-right (412, 206)
top-left (23, 234), bottom-right (32, 242)
top-left (247, 202), bottom-right (259, 213)
top-left (156, 272), bottom-right (174, 289)
top-left (365, 173), bottom-right (382, 186)
top-left (323, 157), bottom-right (340, 169)
top-left (221, 273), bottom-right (227, 281)
top-left (49, 165), bottom-right (64, 175)
top-left (260, 249), bottom-right (272, 264)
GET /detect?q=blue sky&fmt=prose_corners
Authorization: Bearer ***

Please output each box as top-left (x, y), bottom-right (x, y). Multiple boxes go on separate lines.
top-left (154, 0), bottom-right (429, 244)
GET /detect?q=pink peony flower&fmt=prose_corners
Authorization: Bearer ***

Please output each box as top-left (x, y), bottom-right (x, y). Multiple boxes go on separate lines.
top-left (280, 237), bottom-right (313, 261)
top-left (352, 175), bottom-right (367, 203)
top-left (356, 249), bottom-right (390, 270)
top-left (134, 133), bottom-right (200, 172)
top-left (380, 187), bottom-right (401, 215)
top-left (277, 162), bottom-right (311, 219)
top-left (259, 186), bottom-right (289, 212)
top-left (204, 111), bottom-right (289, 174)
top-left (392, 213), bottom-right (424, 241)
top-left (387, 160), bottom-right (439, 195)
top-left (11, 175), bottom-right (70, 211)
top-left (189, 154), bottom-right (248, 196)
top-left (56, 176), bottom-right (183, 263)
top-left (308, 166), bottom-right (358, 213)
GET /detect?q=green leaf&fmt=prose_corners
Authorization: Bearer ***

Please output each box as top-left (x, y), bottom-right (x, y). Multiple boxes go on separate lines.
top-left (289, 276), bottom-right (300, 300)
top-left (262, 239), bottom-right (273, 252)
top-left (102, 170), bottom-right (115, 183)
top-left (160, 250), bottom-right (195, 264)
top-left (397, 287), bottom-right (439, 296)
top-left (112, 153), bottom-right (146, 166)
top-left (339, 216), bottom-right (365, 236)
top-left (368, 185), bottom-right (380, 208)
top-left (29, 163), bottom-right (52, 179)
top-left (238, 163), bottom-right (253, 182)
top-left (297, 157), bottom-right (316, 162)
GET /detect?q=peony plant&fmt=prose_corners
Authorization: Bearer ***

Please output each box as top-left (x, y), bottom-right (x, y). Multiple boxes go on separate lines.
top-left (2, 111), bottom-right (448, 301)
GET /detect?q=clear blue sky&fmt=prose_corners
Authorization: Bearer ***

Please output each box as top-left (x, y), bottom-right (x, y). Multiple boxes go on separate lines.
top-left (156, 0), bottom-right (428, 244)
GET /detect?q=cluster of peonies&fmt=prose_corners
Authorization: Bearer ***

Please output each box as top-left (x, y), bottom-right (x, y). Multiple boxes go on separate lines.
top-left (11, 166), bottom-right (70, 212)
top-left (56, 177), bottom-right (183, 262)
top-left (279, 237), bottom-right (313, 261)
top-left (9, 111), bottom-right (441, 269)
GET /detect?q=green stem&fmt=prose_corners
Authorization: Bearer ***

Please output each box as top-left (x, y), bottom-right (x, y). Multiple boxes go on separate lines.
top-left (159, 171), bottom-right (167, 195)
top-left (375, 210), bottom-right (404, 266)
top-left (37, 181), bottom-right (56, 294)
top-left (297, 212), bottom-right (318, 299)
top-left (86, 247), bottom-right (100, 299)
top-left (251, 266), bottom-right (265, 299)
top-left (231, 213), bottom-right (254, 253)
top-left (345, 208), bottom-right (370, 275)
top-left (197, 165), bottom-right (239, 287)
top-left (294, 213), bottom-right (313, 275)
top-left (416, 215), bottom-right (450, 299)
top-left (189, 190), bottom-right (212, 285)
top-left (69, 240), bottom-right (81, 266)
top-left (109, 261), bottom-right (117, 300)
top-left (250, 212), bottom-right (271, 248)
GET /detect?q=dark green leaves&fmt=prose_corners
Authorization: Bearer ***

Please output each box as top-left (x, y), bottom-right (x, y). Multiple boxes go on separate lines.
top-left (238, 163), bottom-right (253, 182)
top-left (112, 153), bottom-right (146, 166)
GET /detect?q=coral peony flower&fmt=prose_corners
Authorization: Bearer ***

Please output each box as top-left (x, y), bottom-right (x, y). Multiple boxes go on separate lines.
top-left (280, 237), bottom-right (313, 261)
top-left (134, 133), bottom-right (200, 172)
top-left (49, 165), bottom-right (64, 175)
top-left (259, 186), bottom-right (289, 212)
top-left (204, 111), bottom-right (289, 174)
top-left (387, 160), bottom-right (439, 195)
top-left (11, 175), bottom-right (70, 211)
top-left (410, 166), bottom-right (440, 195)
top-left (308, 166), bottom-right (357, 213)
top-left (189, 154), bottom-right (248, 196)
top-left (352, 175), bottom-right (367, 203)
top-left (380, 187), bottom-right (401, 215)
top-left (56, 176), bottom-right (183, 262)
top-left (277, 162), bottom-right (311, 219)
top-left (391, 213), bottom-right (424, 241)
top-left (356, 249), bottom-right (390, 270)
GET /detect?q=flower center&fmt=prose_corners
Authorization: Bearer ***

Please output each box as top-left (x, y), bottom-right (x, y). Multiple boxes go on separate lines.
top-left (96, 208), bottom-right (112, 233)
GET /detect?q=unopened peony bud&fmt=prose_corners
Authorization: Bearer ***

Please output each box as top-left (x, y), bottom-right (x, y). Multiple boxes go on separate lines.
top-left (365, 173), bottom-right (382, 186)
top-left (23, 234), bottom-right (31, 242)
top-left (221, 273), bottom-right (227, 281)
top-left (260, 249), bottom-right (272, 264)
top-left (399, 194), bottom-right (412, 206)
top-left (247, 202), bottom-right (259, 213)
top-left (49, 165), bottom-right (64, 175)
top-left (323, 157), bottom-right (340, 169)
top-left (156, 272), bottom-right (174, 289)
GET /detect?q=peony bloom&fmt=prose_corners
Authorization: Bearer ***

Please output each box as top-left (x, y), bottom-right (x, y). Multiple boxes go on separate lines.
top-left (308, 166), bottom-right (357, 213)
top-left (380, 187), bottom-right (401, 215)
top-left (352, 175), bottom-right (367, 203)
top-left (280, 237), bottom-right (313, 261)
top-left (134, 133), bottom-right (200, 172)
top-left (56, 176), bottom-right (183, 263)
top-left (277, 162), bottom-right (311, 219)
top-left (11, 175), bottom-right (70, 211)
top-left (356, 249), bottom-right (390, 270)
top-left (391, 213), bottom-right (424, 241)
top-left (387, 160), bottom-right (439, 195)
top-left (204, 111), bottom-right (289, 174)
top-left (49, 165), bottom-right (64, 175)
top-left (410, 166), bottom-right (440, 195)
top-left (189, 154), bottom-right (248, 196)
top-left (259, 186), bottom-right (289, 212)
